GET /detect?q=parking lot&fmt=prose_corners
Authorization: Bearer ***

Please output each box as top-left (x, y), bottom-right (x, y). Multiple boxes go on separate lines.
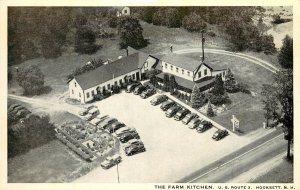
top-left (74, 91), bottom-right (253, 183)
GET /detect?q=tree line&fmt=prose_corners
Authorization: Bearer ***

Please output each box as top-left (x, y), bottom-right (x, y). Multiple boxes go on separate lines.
top-left (132, 6), bottom-right (277, 53)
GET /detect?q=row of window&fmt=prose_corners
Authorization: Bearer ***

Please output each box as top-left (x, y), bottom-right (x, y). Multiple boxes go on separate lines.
top-left (72, 72), bottom-right (139, 99)
top-left (164, 63), bottom-right (210, 78)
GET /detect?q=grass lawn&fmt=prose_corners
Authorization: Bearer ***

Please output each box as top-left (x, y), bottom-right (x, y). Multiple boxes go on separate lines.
top-left (8, 139), bottom-right (86, 183)
top-left (252, 159), bottom-right (293, 183)
top-left (185, 52), bottom-right (275, 134)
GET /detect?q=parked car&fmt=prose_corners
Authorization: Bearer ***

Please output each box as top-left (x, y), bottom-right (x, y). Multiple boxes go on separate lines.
top-left (106, 122), bottom-right (125, 133)
top-left (126, 83), bottom-right (140, 93)
top-left (174, 109), bottom-right (191, 121)
top-left (182, 113), bottom-right (198, 124)
top-left (114, 126), bottom-right (136, 136)
top-left (79, 105), bottom-right (97, 116)
top-left (125, 144), bottom-right (146, 156)
top-left (90, 117), bottom-right (102, 126)
top-left (140, 88), bottom-right (156, 99)
top-left (119, 132), bottom-right (140, 143)
top-left (196, 121), bottom-right (213, 133)
top-left (123, 139), bottom-right (144, 150)
top-left (84, 113), bottom-right (96, 121)
top-left (100, 154), bottom-right (122, 169)
top-left (188, 118), bottom-right (202, 129)
top-left (165, 105), bottom-right (182, 118)
top-left (98, 117), bottom-right (118, 130)
top-left (150, 95), bottom-right (168, 105)
top-left (160, 100), bottom-right (176, 111)
top-left (133, 85), bottom-right (148, 95)
top-left (212, 129), bottom-right (229, 140)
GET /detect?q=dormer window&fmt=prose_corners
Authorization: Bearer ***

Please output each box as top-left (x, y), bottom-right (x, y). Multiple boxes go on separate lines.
top-left (198, 71), bottom-right (202, 78)
top-left (204, 69), bottom-right (207, 76)
top-left (171, 66), bottom-right (173, 71)
top-left (74, 82), bottom-right (77, 87)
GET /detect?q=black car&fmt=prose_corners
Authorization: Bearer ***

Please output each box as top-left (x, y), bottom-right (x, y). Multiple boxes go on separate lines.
top-left (125, 144), bottom-right (146, 156)
top-left (133, 85), bottom-right (148, 95)
top-left (106, 122), bottom-right (125, 133)
top-left (150, 95), bottom-right (168, 105)
top-left (174, 109), bottom-right (191, 120)
top-left (196, 121), bottom-right (213, 133)
top-left (160, 100), bottom-right (176, 111)
top-left (126, 83), bottom-right (140, 93)
top-left (165, 105), bottom-right (182, 118)
top-left (212, 129), bottom-right (229, 140)
top-left (119, 132), bottom-right (140, 143)
top-left (140, 88), bottom-right (156, 99)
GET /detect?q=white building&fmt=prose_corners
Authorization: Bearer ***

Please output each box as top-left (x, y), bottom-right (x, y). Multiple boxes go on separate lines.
top-left (68, 50), bottom-right (159, 103)
top-left (116, 7), bottom-right (130, 17)
top-left (156, 54), bottom-right (227, 94)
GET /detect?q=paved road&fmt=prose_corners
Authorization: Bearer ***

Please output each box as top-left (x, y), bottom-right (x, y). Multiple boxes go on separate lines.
top-left (177, 130), bottom-right (285, 183)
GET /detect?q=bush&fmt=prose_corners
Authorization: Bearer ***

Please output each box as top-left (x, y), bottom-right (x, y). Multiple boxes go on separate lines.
top-left (17, 65), bottom-right (46, 95)
top-left (208, 93), bottom-right (231, 106)
top-left (237, 82), bottom-right (251, 94)
top-left (75, 27), bottom-right (100, 54)
top-left (182, 12), bottom-right (207, 32)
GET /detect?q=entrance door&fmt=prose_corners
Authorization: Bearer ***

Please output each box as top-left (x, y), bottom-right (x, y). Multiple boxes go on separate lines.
top-left (136, 72), bottom-right (140, 80)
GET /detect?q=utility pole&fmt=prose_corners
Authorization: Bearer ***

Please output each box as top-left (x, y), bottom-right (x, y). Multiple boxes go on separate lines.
top-left (201, 30), bottom-right (205, 62)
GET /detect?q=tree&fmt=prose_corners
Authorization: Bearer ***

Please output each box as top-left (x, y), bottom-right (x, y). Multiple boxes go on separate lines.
top-left (207, 100), bottom-right (214, 117)
top-left (182, 12), bottom-right (207, 32)
top-left (211, 75), bottom-right (225, 95)
top-left (75, 27), bottom-right (100, 54)
top-left (163, 73), bottom-right (170, 91)
top-left (261, 84), bottom-right (279, 127)
top-left (169, 75), bottom-right (178, 94)
top-left (118, 16), bottom-right (147, 49)
top-left (224, 68), bottom-right (238, 93)
top-left (153, 8), bottom-right (181, 28)
top-left (17, 65), bottom-right (45, 95)
top-left (191, 85), bottom-right (207, 108)
top-left (274, 70), bottom-right (293, 160)
top-left (278, 35), bottom-right (293, 69)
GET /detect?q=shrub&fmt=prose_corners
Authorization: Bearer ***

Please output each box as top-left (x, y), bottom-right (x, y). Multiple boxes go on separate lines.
top-left (75, 27), bottom-right (100, 54)
top-left (153, 8), bottom-right (181, 28)
top-left (237, 82), bottom-right (251, 94)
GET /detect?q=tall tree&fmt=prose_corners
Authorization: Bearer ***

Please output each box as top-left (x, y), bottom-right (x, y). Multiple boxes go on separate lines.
top-left (163, 73), bottom-right (170, 91)
top-left (261, 84), bottom-right (279, 127)
top-left (169, 75), bottom-right (178, 94)
top-left (182, 12), bottom-right (207, 32)
top-left (278, 35), bottom-right (293, 69)
top-left (224, 68), bottom-right (238, 93)
top-left (274, 69), bottom-right (293, 160)
top-left (75, 27), bottom-right (99, 54)
top-left (118, 16), bottom-right (147, 49)
top-left (211, 75), bottom-right (225, 95)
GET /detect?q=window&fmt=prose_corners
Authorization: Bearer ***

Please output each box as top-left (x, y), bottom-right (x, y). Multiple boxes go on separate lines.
top-left (223, 71), bottom-right (226, 77)
top-left (182, 69), bottom-right (184, 74)
top-left (204, 69), bottom-right (207, 76)
top-left (187, 71), bottom-right (190, 76)
top-left (103, 86), bottom-right (106, 91)
top-left (176, 67), bottom-right (179, 73)
top-left (74, 82), bottom-right (77, 87)
top-left (107, 84), bottom-right (111, 89)
top-left (115, 81), bottom-right (117, 86)
top-left (171, 65), bottom-right (173, 71)
top-left (119, 79), bottom-right (122, 84)
top-left (165, 63), bottom-right (167, 69)
top-left (124, 10), bottom-right (127, 13)
top-left (198, 71), bottom-right (202, 78)
top-left (91, 90), bottom-right (95, 96)
top-left (86, 92), bottom-right (90, 98)
top-left (132, 73), bottom-right (135, 80)
top-left (79, 92), bottom-right (81, 97)
top-left (72, 89), bottom-right (74, 94)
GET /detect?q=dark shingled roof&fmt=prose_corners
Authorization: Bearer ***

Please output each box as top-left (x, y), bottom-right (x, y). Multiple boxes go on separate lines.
top-left (75, 52), bottom-right (146, 90)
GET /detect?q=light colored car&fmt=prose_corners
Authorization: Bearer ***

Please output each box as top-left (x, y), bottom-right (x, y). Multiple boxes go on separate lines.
top-left (79, 105), bottom-right (97, 116)
top-left (89, 117), bottom-right (102, 126)
top-left (100, 154), bottom-right (122, 169)
top-left (188, 118), bottom-right (202, 129)
top-left (84, 113), bottom-right (95, 121)
top-left (114, 126), bottom-right (136, 136)
top-left (123, 139), bottom-right (144, 150)
top-left (182, 113), bottom-right (198, 124)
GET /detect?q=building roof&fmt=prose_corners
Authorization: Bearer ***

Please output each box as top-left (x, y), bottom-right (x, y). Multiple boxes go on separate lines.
top-left (161, 53), bottom-right (226, 72)
top-left (74, 52), bottom-right (146, 90)
top-left (161, 54), bottom-right (201, 71)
